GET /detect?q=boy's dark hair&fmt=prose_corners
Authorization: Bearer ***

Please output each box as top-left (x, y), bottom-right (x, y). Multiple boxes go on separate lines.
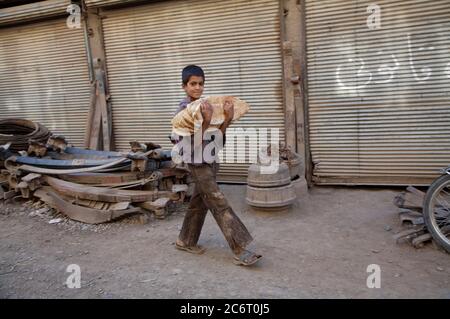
top-left (182, 65), bottom-right (205, 85)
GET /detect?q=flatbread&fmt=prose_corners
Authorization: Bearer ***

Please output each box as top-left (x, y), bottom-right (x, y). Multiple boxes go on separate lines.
top-left (171, 96), bottom-right (250, 136)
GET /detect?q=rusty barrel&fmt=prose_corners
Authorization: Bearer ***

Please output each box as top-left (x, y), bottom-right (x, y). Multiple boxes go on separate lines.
top-left (246, 162), bottom-right (296, 209)
top-left (247, 162), bottom-right (291, 187)
top-left (285, 152), bottom-right (303, 180)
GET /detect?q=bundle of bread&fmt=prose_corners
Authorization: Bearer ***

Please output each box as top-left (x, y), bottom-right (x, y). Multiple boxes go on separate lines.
top-left (171, 96), bottom-right (250, 136)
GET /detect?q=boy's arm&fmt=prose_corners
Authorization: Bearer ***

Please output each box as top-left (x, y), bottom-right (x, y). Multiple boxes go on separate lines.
top-left (219, 100), bottom-right (234, 138)
top-left (199, 101), bottom-right (213, 144)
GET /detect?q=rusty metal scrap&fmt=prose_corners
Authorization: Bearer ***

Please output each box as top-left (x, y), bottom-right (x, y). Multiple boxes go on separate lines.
top-left (0, 129), bottom-right (191, 224)
top-left (34, 187), bottom-right (141, 224)
top-left (42, 175), bottom-right (175, 203)
top-left (90, 171), bottom-right (162, 189)
top-left (0, 119), bottom-right (51, 152)
top-left (56, 171), bottom-right (154, 185)
top-left (5, 155), bottom-right (130, 175)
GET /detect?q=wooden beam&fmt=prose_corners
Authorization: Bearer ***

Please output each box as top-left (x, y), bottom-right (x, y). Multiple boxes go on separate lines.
top-left (297, 0), bottom-right (312, 187)
top-left (84, 80), bottom-right (97, 148)
top-left (281, 0), bottom-right (310, 186)
top-left (85, 8), bottom-right (113, 151)
top-left (281, 40), bottom-right (297, 152)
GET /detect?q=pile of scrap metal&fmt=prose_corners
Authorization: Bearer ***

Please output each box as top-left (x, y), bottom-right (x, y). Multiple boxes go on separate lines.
top-left (393, 186), bottom-right (432, 249)
top-left (0, 120), bottom-right (192, 224)
top-left (0, 119), bottom-right (51, 166)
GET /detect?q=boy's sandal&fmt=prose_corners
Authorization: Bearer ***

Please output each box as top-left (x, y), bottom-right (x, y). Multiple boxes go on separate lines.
top-left (175, 241), bottom-right (206, 255)
top-left (233, 250), bottom-right (262, 266)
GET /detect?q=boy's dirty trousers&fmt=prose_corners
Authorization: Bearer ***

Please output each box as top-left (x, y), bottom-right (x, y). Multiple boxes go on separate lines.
top-left (178, 162), bottom-right (253, 254)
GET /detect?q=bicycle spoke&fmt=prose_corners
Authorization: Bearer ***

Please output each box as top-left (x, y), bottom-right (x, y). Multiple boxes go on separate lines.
top-left (434, 196), bottom-right (450, 215)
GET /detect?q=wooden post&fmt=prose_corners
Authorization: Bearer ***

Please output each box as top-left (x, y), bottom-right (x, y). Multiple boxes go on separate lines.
top-left (83, 7), bottom-right (114, 151)
top-left (84, 80), bottom-right (97, 149)
top-left (281, 0), bottom-right (311, 186)
top-left (297, 0), bottom-right (312, 187)
top-left (281, 40), bottom-right (297, 152)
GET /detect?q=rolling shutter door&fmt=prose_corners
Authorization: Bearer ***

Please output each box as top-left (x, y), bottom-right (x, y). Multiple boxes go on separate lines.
top-left (101, 0), bottom-right (284, 182)
top-left (0, 18), bottom-right (91, 146)
top-left (305, 0), bottom-right (450, 185)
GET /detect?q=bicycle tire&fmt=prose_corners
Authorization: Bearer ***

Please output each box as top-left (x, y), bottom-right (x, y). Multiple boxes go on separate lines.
top-left (423, 174), bottom-right (450, 253)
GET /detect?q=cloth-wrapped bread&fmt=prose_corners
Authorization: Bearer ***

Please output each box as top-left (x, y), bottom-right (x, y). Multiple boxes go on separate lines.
top-left (171, 96), bottom-right (250, 136)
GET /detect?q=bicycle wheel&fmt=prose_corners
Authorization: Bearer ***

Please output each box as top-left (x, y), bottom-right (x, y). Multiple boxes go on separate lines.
top-left (423, 174), bottom-right (450, 253)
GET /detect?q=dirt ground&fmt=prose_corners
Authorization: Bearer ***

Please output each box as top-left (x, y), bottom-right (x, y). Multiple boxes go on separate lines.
top-left (0, 183), bottom-right (449, 299)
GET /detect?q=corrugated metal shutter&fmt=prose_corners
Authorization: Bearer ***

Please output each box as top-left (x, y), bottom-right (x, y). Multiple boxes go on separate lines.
top-left (0, 0), bottom-right (71, 26)
top-left (101, 0), bottom-right (284, 182)
top-left (305, 0), bottom-right (450, 185)
top-left (0, 18), bottom-right (91, 147)
top-left (85, 0), bottom-right (141, 8)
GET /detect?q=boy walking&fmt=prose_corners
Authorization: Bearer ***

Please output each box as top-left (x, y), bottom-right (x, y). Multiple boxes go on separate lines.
top-left (172, 65), bottom-right (262, 266)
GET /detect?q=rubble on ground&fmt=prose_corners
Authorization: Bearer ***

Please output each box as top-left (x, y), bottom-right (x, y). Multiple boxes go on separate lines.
top-left (393, 186), bottom-right (434, 249)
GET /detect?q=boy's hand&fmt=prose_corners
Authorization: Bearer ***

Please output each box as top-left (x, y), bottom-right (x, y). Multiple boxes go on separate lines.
top-left (200, 101), bottom-right (213, 123)
top-left (223, 99), bottom-right (234, 123)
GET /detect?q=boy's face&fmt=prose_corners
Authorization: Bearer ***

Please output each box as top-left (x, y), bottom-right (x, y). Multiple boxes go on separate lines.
top-left (183, 75), bottom-right (204, 100)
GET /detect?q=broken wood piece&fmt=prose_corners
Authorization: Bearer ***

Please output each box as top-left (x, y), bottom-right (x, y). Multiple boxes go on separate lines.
top-left (404, 191), bottom-right (424, 208)
top-left (34, 187), bottom-right (141, 224)
top-left (43, 175), bottom-right (175, 203)
top-left (400, 213), bottom-right (425, 225)
top-left (393, 226), bottom-right (427, 243)
top-left (137, 197), bottom-right (171, 219)
top-left (398, 208), bottom-right (422, 216)
top-left (17, 173), bottom-right (42, 198)
top-left (411, 233), bottom-right (433, 248)
top-left (6, 173), bottom-right (19, 191)
top-left (22, 173), bottom-right (42, 183)
top-left (393, 191), bottom-right (423, 209)
top-left (17, 181), bottom-right (30, 198)
top-left (406, 186), bottom-right (426, 199)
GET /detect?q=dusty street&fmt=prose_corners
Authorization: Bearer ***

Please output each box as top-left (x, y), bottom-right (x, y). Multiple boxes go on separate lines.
top-left (0, 184), bottom-right (448, 299)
